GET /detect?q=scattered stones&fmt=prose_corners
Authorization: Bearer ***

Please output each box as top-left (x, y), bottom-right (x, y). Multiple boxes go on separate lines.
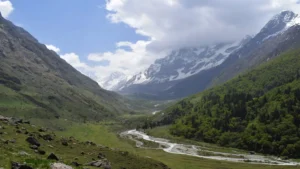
top-left (48, 145), bottom-right (54, 148)
top-left (42, 134), bottom-right (54, 141)
top-left (38, 128), bottom-right (46, 132)
top-left (30, 145), bottom-right (38, 150)
top-left (10, 139), bottom-right (16, 144)
top-left (98, 153), bottom-right (106, 159)
top-left (61, 139), bottom-right (68, 146)
top-left (84, 159), bottom-right (111, 168)
top-left (47, 153), bottom-right (59, 161)
top-left (13, 118), bottom-right (23, 124)
top-left (0, 115), bottom-right (11, 122)
top-left (23, 120), bottom-right (30, 124)
top-left (85, 141), bottom-right (96, 146)
top-left (11, 162), bottom-right (33, 169)
top-left (71, 161), bottom-right (81, 167)
top-left (18, 151), bottom-right (30, 156)
top-left (26, 137), bottom-right (40, 147)
top-left (50, 163), bottom-right (73, 169)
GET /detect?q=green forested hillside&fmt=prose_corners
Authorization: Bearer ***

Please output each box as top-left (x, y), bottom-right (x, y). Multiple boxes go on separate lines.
top-left (147, 49), bottom-right (300, 158)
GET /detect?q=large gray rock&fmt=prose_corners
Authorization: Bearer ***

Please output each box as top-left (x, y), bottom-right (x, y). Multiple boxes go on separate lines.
top-left (85, 160), bottom-right (111, 168)
top-left (50, 163), bottom-right (73, 169)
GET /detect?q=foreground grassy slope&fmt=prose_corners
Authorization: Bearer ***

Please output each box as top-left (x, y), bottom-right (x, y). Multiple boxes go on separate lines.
top-left (0, 118), bottom-right (170, 169)
top-left (144, 49), bottom-right (300, 158)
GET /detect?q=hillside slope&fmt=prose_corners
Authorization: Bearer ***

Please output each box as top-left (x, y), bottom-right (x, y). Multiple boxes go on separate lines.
top-left (147, 49), bottom-right (300, 158)
top-left (0, 116), bottom-right (169, 169)
top-left (0, 13), bottom-right (129, 124)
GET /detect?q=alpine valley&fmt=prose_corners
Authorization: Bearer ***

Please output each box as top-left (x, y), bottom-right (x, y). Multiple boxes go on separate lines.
top-left (2, 4), bottom-right (300, 169)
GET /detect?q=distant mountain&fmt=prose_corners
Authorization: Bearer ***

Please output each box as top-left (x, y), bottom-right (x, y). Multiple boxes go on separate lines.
top-left (0, 12), bottom-right (129, 126)
top-left (110, 10), bottom-right (300, 100)
top-left (112, 41), bottom-right (246, 98)
top-left (99, 71), bottom-right (130, 91)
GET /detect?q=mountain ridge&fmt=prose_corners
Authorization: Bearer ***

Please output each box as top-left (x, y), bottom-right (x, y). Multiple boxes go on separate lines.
top-left (0, 13), bottom-right (130, 126)
top-left (108, 10), bottom-right (300, 100)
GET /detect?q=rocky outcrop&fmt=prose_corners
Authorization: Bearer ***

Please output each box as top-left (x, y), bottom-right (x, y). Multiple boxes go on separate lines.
top-left (47, 153), bottom-right (59, 161)
top-left (26, 137), bottom-right (40, 147)
top-left (50, 163), bottom-right (73, 169)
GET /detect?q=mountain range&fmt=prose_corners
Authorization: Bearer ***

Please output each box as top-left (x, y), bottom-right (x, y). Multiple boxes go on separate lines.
top-left (102, 11), bottom-right (300, 100)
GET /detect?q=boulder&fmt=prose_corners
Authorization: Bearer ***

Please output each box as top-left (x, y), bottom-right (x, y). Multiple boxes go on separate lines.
top-left (11, 162), bottom-right (33, 169)
top-left (61, 139), bottom-right (68, 146)
top-left (18, 151), bottom-right (30, 156)
top-left (26, 137), bottom-right (40, 147)
top-left (10, 139), bottom-right (16, 143)
top-left (47, 153), bottom-right (59, 161)
top-left (50, 163), bottom-right (73, 169)
top-left (85, 160), bottom-right (110, 168)
top-left (23, 120), bottom-right (30, 124)
top-left (97, 153), bottom-right (105, 159)
top-left (71, 162), bottom-right (81, 167)
top-left (38, 128), bottom-right (46, 132)
top-left (38, 149), bottom-right (46, 155)
top-left (30, 145), bottom-right (38, 150)
top-left (42, 134), bottom-right (54, 141)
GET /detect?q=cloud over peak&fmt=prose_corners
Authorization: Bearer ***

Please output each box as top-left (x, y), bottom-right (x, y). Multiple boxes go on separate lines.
top-left (0, 0), bottom-right (13, 18)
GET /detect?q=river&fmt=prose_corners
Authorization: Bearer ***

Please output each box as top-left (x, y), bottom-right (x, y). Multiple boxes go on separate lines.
top-left (121, 129), bottom-right (300, 166)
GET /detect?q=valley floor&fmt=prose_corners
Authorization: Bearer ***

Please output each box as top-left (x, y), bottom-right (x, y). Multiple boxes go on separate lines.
top-left (57, 122), bottom-right (300, 169)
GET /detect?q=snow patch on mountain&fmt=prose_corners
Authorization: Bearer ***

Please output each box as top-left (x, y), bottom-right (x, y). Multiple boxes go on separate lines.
top-left (263, 11), bottom-right (300, 41)
top-left (99, 72), bottom-right (131, 90)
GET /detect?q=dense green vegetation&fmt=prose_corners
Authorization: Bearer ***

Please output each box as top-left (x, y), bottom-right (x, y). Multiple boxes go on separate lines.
top-left (143, 49), bottom-right (300, 158)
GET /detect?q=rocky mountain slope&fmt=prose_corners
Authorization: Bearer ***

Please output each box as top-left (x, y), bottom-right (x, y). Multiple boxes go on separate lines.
top-left (110, 11), bottom-right (300, 100)
top-left (0, 13), bottom-right (129, 124)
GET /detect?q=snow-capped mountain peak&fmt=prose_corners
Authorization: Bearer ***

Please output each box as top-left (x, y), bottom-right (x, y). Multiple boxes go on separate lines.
top-left (261, 11), bottom-right (300, 41)
top-left (99, 71), bottom-right (130, 90)
top-left (115, 40), bottom-right (245, 91)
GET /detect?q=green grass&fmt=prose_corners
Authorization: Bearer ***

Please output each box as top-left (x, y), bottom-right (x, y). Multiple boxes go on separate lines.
top-left (0, 121), bottom-right (169, 169)
top-left (58, 123), bottom-right (300, 169)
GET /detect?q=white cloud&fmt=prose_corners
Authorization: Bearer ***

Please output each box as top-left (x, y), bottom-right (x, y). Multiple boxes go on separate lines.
top-left (0, 0), bottom-right (13, 18)
top-left (44, 1), bottom-right (300, 89)
top-left (46, 44), bottom-right (61, 53)
top-left (60, 53), bottom-right (89, 69)
top-left (87, 40), bottom-right (161, 83)
top-left (105, 0), bottom-right (300, 52)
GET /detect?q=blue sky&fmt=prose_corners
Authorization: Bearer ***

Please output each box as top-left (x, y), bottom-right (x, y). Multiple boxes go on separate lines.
top-left (1, 0), bottom-right (299, 89)
top-left (9, 0), bottom-right (146, 63)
